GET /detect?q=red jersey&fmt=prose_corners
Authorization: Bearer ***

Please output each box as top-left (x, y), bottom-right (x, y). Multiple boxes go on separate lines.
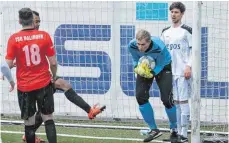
top-left (5, 29), bottom-right (55, 92)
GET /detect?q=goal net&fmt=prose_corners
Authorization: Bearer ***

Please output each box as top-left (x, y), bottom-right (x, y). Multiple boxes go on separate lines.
top-left (0, 1), bottom-right (228, 142)
top-left (197, 1), bottom-right (228, 142)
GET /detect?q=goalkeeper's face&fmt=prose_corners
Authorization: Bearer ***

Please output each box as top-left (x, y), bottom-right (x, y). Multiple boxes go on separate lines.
top-left (137, 39), bottom-right (151, 52)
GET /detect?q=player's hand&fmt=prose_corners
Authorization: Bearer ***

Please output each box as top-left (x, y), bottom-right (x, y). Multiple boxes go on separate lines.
top-left (134, 63), bottom-right (153, 79)
top-left (51, 74), bottom-right (58, 83)
top-left (51, 77), bottom-right (55, 83)
top-left (50, 76), bottom-right (57, 93)
top-left (144, 71), bottom-right (153, 78)
top-left (134, 66), bottom-right (145, 76)
top-left (9, 81), bottom-right (15, 92)
top-left (184, 65), bottom-right (191, 79)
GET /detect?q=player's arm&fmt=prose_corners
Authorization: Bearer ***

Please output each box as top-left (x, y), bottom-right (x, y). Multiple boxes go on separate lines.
top-left (184, 29), bottom-right (192, 79)
top-left (1, 60), bottom-right (14, 82)
top-left (48, 56), bottom-right (57, 79)
top-left (128, 41), bottom-right (145, 76)
top-left (128, 41), bottom-right (140, 68)
top-left (186, 31), bottom-right (192, 68)
top-left (187, 52), bottom-right (192, 67)
top-left (45, 33), bottom-right (58, 80)
top-left (1, 60), bottom-right (15, 92)
top-left (150, 39), bottom-right (167, 75)
top-left (5, 35), bottom-right (16, 68)
top-left (3, 36), bottom-right (16, 91)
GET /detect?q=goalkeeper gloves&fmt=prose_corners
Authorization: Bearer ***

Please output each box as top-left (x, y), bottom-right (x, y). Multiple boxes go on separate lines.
top-left (134, 63), bottom-right (153, 79)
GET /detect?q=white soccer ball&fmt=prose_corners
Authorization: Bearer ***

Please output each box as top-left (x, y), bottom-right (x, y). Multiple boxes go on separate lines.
top-left (138, 56), bottom-right (155, 70)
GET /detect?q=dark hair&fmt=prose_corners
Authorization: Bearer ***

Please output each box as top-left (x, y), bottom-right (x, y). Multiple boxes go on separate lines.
top-left (32, 10), bottom-right (39, 16)
top-left (169, 2), bottom-right (186, 13)
top-left (19, 8), bottom-right (33, 26)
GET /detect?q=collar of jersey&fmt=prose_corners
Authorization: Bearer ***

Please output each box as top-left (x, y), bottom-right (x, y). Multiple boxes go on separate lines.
top-left (171, 23), bottom-right (183, 28)
top-left (21, 28), bottom-right (36, 31)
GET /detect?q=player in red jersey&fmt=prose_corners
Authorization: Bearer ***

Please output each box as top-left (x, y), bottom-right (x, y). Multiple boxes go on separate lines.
top-left (22, 10), bottom-right (106, 143)
top-left (1, 9), bottom-right (106, 143)
top-left (4, 8), bottom-right (57, 143)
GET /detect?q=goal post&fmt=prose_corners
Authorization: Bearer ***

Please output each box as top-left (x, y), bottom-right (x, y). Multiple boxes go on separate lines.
top-left (191, 1), bottom-right (202, 143)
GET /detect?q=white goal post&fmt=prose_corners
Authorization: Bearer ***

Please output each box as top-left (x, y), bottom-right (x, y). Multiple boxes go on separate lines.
top-left (191, 1), bottom-right (202, 142)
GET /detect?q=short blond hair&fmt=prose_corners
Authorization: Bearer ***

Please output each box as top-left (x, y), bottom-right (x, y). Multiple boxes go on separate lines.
top-left (136, 29), bottom-right (151, 42)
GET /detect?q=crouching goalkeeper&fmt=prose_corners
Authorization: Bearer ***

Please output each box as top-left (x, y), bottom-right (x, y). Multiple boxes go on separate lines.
top-left (128, 29), bottom-right (178, 143)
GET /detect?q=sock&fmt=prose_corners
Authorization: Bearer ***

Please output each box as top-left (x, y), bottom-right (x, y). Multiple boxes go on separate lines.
top-left (165, 105), bottom-right (177, 129)
top-left (45, 120), bottom-right (57, 143)
top-left (139, 102), bottom-right (157, 130)
top-left (25, 125), bottom-right (35, 143)
top-left (65, 88), bottom-right (91, 113)
top-left (176, 104), bottom-right (181, 135)
top-left (34, 112), bottom-right (43, 132)
top-left (180, 103), bottom-right (190, 138)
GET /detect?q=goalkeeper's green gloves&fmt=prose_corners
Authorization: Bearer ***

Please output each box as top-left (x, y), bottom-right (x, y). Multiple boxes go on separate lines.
top-left (134, 63), bottom-right (153, 79)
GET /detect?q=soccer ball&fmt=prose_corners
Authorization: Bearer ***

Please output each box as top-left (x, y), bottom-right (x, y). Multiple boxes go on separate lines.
top-left (138, 56), bottom-right (155, 70)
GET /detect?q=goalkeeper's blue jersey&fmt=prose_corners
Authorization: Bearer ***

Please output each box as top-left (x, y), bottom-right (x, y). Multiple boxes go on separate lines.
top-left (128, 36), bottom-right (171, 75)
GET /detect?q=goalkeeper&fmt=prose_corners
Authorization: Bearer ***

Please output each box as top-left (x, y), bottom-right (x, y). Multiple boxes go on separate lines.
top-left (128, 29), bottom-right (178, 142)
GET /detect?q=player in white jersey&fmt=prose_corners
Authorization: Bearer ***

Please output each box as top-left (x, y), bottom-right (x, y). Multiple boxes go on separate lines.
top-left (161, 2), bottom-right (191, 142)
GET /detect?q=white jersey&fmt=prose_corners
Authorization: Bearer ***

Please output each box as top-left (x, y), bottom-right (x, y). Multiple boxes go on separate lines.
top-left (161, 24), bottom-right (192, 76)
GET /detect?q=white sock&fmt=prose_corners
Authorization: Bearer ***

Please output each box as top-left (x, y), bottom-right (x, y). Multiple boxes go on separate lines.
top-left (176, 104), bottom-right (181, 135)
top-left (180, 103), bottom-right (190, 138)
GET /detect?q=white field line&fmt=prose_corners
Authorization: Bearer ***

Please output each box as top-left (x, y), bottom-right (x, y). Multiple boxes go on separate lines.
top-left (0, 130), bottom-right (164, 142)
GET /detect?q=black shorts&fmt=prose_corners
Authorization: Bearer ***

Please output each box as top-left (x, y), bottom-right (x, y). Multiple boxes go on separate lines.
top-left (17, 82), bottom-right (55, 120)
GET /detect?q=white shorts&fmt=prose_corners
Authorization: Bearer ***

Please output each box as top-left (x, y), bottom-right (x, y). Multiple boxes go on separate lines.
top-left (172, 76), bottom-right (192, 101)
